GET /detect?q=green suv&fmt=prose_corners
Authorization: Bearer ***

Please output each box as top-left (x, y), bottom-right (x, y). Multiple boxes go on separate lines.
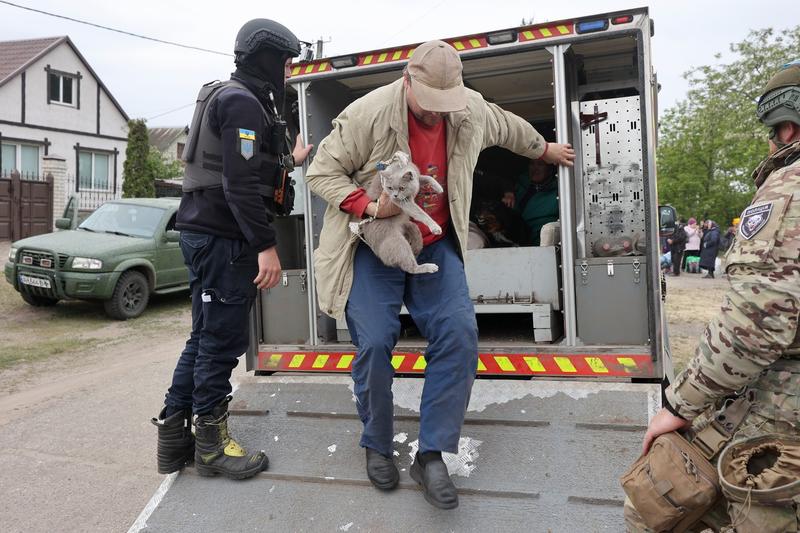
top-left (4, 198), bottom-right (189, 319)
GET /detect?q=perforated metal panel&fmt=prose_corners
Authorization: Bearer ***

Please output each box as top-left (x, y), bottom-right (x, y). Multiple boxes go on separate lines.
top-left (580, 96), bottom-right (645, 255)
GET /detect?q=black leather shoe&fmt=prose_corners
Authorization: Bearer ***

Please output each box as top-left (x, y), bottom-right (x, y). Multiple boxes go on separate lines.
top-left (410, 452), bottom-right (459, 509)
top-left (365, 448), bottom-right (399, 490)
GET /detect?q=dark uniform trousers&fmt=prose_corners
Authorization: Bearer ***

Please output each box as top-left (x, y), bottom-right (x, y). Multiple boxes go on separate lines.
top-left (165, 231), bottom-right (258, 415)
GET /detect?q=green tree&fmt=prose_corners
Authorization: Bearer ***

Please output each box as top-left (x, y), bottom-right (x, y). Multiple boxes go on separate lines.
top-left (146, 146), bottom-right (184, 181)
top-left (657, 27), bottom-right (800, 227)
top-left (122, 118), bottom-right (155, 198)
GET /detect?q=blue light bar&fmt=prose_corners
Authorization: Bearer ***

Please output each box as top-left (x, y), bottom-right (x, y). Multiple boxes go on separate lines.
top-left (576, 19), bottom-right (609, 34)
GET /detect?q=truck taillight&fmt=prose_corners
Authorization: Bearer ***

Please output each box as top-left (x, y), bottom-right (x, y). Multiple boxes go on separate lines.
top-left (487, 31), bottom-right (517, 45)
top-left (576, 19), bottom-right (609, 34)
top-left (611, 15), bottom-right (634, 25)
top-left (330, 55), bottom-right (358, 69)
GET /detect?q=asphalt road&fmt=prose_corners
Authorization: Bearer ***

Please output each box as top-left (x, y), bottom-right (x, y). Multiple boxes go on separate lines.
top-left (0, 240), bottom-right (248, 533)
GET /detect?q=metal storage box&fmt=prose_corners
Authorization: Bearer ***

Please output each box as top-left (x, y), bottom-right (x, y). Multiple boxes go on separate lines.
top-left (260, 269), bottom-right (310, 345)
top-left (464, 246), bottom-right (560, 310)
top-left (574, 257), bottom-right (648, 345)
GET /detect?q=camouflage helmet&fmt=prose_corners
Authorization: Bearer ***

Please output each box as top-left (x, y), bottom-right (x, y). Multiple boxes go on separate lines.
top-left (234, 19), bottom-right (301, 60)
top-left (756, 60), bottom-right (800, 127)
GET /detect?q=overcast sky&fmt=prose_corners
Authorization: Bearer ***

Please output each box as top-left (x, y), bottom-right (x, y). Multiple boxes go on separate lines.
top-left (1, 0), bottom-right (798, 127)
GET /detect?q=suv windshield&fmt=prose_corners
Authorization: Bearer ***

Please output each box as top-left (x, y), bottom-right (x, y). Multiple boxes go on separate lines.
top-left (78, 203), bottom-right (165, 238)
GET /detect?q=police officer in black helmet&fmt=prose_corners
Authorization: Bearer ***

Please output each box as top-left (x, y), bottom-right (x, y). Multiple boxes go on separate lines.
top-left (151, 19), bottom-right (313, 480)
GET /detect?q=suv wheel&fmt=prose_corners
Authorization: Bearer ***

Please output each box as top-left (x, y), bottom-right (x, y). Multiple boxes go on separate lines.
top-left (104, 271), bottom-right (150, 320)
top-left (20, 292), bottom-right (59, 307)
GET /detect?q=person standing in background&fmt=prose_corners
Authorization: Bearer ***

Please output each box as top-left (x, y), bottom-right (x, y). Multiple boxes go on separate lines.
top-left (683, 217), bottom-right (701, 271)
top-left (699, 220), bottom-right (721, 278)
top-left (666, 219), bottom-right (686, 276)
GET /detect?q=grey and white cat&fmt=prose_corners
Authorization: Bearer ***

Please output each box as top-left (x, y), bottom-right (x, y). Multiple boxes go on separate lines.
top-left (355, 151), bottom-right (444, 274)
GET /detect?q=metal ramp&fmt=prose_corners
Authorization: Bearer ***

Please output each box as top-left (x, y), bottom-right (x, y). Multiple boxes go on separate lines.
top-left (141, 376), bottom-right (658, 532)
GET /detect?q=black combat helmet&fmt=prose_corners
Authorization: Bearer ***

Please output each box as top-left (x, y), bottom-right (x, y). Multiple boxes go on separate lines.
top-left (756, 60), bottom-right (800, 127)
top-left (234, 19), bottom-right (301, 60)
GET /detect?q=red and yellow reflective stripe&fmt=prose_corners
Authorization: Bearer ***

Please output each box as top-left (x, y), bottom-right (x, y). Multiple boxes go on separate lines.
top-left (447, 35), bottom-right (488, 51)
top-left (358, 47), bottom-right (415, 66)
top-left (519, 23), bottom-right (574, 42)
top-left (289, 22), bottom-right (576, 78)
top-left (289, 61), bottom-right (330, 77)
top-left (257, 351), bottom-right (653, 377)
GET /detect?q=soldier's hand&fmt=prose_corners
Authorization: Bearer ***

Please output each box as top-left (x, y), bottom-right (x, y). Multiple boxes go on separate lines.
top-left (254, 247), bottom-right (282, 290)
top-left (502, 192), bottom-right (515, 209)
top-left (292, 134), bottom-right (314, 166)
top-left (541, 142), bottom-right (576, 167)
top-left (642, 408), bottom-right (692, 454)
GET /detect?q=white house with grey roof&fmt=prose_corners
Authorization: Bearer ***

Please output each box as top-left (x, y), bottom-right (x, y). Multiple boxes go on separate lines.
top-left (0, 36), bottom-right (129, 216)
top-left (148, 126), bottom-right (188, 163)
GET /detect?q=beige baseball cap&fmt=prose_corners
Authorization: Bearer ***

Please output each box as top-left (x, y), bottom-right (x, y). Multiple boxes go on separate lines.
top-left (406, 40), bottom-right (466, 113)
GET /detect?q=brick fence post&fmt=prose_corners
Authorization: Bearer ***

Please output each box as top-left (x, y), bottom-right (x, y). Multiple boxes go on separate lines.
top-left (43, 154), bottom-right (68, 229)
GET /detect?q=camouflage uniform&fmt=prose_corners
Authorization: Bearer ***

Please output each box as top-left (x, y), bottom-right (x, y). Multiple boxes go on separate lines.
top-left (625, 141), bottom-right (800, 531)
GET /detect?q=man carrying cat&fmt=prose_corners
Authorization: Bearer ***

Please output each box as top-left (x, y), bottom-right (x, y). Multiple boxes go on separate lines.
top-left (306, 40), bottom-right (575, 509)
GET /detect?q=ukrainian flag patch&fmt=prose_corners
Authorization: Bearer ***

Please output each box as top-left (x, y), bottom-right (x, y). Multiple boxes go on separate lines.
top-left (238, 128), bottom-right (256, 140)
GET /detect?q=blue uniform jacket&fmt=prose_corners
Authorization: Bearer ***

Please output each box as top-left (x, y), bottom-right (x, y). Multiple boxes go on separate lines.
top-left (176, 76), bottom-right (277, 252)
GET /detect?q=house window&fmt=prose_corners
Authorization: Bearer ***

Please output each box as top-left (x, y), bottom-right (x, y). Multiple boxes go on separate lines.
top-left (48, 72), bottom-right (75, 106)
top-left (78, 151), bottom-right (110, 190)
top-left (176, 142), bottom-right (185, 160)
top-left (1, 143), bottom-right (40, 178)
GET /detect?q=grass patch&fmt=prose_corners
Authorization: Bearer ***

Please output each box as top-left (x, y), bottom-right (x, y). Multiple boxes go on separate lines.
top-left (0, 274), bottom-right (23, 315)
top-left (0, 337), bottom-right (102, 370)
top-left (0, 272), bottom-right (190, 372)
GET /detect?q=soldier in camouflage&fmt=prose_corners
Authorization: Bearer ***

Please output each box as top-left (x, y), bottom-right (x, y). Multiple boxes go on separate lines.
top-left (625, 60), bottom-right (800, 531)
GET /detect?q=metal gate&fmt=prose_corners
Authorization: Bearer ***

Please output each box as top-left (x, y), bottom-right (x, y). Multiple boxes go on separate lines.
top-left (0, 170), bottom-right (54, 241)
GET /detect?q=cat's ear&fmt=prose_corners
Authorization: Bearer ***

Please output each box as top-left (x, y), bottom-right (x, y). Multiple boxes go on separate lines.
top-left (402, 172), bottom-right (414, 182)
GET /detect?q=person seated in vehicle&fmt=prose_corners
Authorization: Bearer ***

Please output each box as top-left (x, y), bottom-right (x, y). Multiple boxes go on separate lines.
top-left (501, 158), bottom-right (559, 246)
top-left (470, 167), bottom-right (530, 247)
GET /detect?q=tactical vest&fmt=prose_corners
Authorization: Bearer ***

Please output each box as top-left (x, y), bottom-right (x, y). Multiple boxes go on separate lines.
top-left (182, 79), bottom-right (283, 197)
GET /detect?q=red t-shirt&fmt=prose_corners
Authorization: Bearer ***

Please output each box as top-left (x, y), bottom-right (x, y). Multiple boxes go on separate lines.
top-left (339, 111), bottom-right (449, 247)
top-left (407, 110), bottom-right (448, 245)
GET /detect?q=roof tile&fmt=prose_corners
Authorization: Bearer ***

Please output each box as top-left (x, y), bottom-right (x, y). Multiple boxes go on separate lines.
top-left (0, 36), bottom-right (63, 84)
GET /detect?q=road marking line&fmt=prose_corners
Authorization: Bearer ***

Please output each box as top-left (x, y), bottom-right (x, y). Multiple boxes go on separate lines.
top-left (127, 380), bottom-right (243, 532)
top-left (127, 472), bottom-right (178, 533)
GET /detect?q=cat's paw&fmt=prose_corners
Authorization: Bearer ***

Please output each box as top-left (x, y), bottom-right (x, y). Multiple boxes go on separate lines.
top-left (430, 182), bottom-right (444, 194)
top-left (417, 263), bottom-right (439, 274)
top-left (429, 223), bottom-right (442, 235)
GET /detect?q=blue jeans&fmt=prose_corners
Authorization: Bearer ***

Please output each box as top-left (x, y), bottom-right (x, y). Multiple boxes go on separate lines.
top-left (345, 235), bottom-right (479, 457)
top-left (165, 231), bottom-right (258, 415)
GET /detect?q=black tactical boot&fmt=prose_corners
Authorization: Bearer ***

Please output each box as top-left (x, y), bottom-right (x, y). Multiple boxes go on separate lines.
top-left (410, 451), bottom-right (459, 509)
top-left (194, 396), bottom-right (268, 480)
top-left (151, 406), bottom-right (195, 474)
top-left (365, 448), bottom-right (399, 490)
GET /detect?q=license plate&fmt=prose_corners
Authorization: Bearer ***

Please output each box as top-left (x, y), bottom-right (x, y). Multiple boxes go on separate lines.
top-left (19, 275), bottom-right (51, 289)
